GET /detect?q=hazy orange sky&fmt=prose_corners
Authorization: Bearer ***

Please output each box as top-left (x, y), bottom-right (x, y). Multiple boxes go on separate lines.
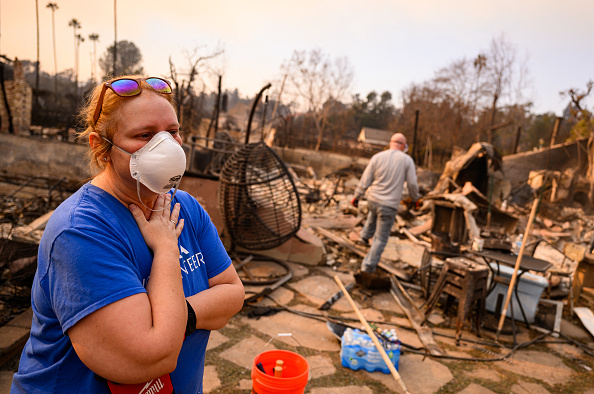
top-left (3, 0), bottom-right (593, 114)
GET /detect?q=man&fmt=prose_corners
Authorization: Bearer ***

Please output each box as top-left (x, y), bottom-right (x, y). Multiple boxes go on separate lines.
top-left (351, 133), bottom-right (419, 281)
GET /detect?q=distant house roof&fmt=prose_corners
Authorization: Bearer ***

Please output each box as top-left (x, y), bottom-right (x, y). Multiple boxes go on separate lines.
top-left (357, 127), bottom-right (393, 146)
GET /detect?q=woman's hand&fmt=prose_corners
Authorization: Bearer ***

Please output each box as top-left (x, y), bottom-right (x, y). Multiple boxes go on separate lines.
top-left (129, 193), bottom-right (184, 253)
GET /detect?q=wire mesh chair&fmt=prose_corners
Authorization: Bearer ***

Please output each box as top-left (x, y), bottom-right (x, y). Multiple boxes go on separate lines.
top-left (219, 141), bottom-right (302, 251)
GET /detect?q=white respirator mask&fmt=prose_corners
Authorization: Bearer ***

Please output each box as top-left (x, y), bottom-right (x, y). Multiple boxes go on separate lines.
top-left (102, 131), bottom-right (186, 211)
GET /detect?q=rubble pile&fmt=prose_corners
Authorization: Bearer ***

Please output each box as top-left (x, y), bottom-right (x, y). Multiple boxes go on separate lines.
top-left (1, 141), bottom-right (594, 392)
top-left (0, 175), bottom-right (71, 327)
top-left (285, 143), bottom-right (594, 335)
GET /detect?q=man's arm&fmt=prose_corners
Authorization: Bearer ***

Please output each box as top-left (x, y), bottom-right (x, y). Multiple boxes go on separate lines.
top-left (188, 264), bottom-right (244, 331)
top-left (406, 158), bottom-right (420, 201)
top-left (354, 158), bottom-right (376, 199)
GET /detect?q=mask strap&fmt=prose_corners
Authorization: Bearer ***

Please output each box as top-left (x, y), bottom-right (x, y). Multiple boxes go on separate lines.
top-left (101, 136), bottom-right (133, 156)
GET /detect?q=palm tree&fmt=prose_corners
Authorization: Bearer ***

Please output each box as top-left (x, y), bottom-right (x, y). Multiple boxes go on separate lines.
top-left (113, 0), bottom-right (117, 76)
top-left (88, 33), bottom-right (99, 84)
top-left (46, 2), bottom-right (59, 94)
top-left (68, 18), bottom-right (81, 94)
top-left (35, 0), bottom-right (40, 99)
top-left (75, 33), bottom-right (84, 93)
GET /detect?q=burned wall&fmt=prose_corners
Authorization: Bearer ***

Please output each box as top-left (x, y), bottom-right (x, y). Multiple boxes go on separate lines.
top-left (273, 146), bottom-right (370, 178)
top-left (0, 59), bottom-right (32, 134)
top-left (502, 138), bottom-right (588, 186)
top-left (1, 133), bottom-right (90, 184)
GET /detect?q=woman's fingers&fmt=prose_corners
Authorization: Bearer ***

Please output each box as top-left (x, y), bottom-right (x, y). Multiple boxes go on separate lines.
top-left (128, 204), bottom-right (146, 229)
top-left (170, 202), bottom-right (183, 237)
top-left (152, 193), bottom-right (166, 214)
top-left (175, 219), bottom-right (184, 237)
top-left (170, 202), bottom-right (180, 222)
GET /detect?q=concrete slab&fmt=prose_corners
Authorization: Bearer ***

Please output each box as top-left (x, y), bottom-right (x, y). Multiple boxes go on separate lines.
top-left (218, 335), bottom-right (272, 370)
top-left (365, 353), bottom-right (453, 394)
top-left (0, 371), bottom-right (14, 393)
top-left (372, 292), bottom-right (404, 314)
top-left (287, 262), bottom-right (309, 278)
top-left (307, 354), bottom-right (336, 380)
top-left (289, 275), bottom-right (353, 310)
top-left (206, 330), bottom-right (229, 351)
top-left (224, 321), bottom-right (239, 330)
top-left (432, 325), bottom-right (481, 345)
top-left (0, 326), bottom-right (29, 351)
top-left (317, 266), bottom-right (355, 284)
top-left (560, 318), bottom-right (591, 340)
top-left (302, 215), bottom-right (362, 230)
top-left (202, 365), bottom-right (220, 393)
top-left (390, 316), bottom-right (413, 329)
top-left (495, 330), bottom-right (532, 345)
top-left (6, 308), bottom-right (32, 329)
top-left (496, 350), bottom-right (574, 385)
top-left (393, 327), bottom-right (423, 349)
top-left (510, 380), bottom-right (552, 394)
top-left (343, 308), bottom-right (384, 324)
top-left (0, 326), bottom-right (29, 366)
top-left (257, 286), bottom-right (295, 307)
top-left (545, 341), bottom-right (584, 359)
top-left (238, 378), bottom-right (252, 391)
top-left (242, 232), bottom-right (325, 266)
top-left (291, 303), bottom-right (327, 315)
top-left (309, 386), bottom-right (374, 394)
top-left (459, 383), bottom-right (497, 393)
top-left (464, 367), bottom-right (502, 382)
top-left (383, 237), bottom-right (427, 268)
top-left (433, 331), bottom-right (459, 350)
top-left (426, 311), bottom-right (446, 326)
top-left (241, 311), bottom-right (340, 352)
top-left (443, 349), bottom-right (475, 362)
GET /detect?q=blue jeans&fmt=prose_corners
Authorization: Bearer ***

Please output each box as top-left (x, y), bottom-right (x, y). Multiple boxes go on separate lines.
top-left (360, 201), bottom-right (398, 273)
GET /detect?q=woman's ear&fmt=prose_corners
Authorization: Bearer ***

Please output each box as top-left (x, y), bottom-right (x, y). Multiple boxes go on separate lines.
top-left (89, 132), bottom-right (102, 150)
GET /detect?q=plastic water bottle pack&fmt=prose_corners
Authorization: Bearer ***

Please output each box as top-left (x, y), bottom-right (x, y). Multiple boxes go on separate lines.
top-left (340, 328), bottom-right (400, 373)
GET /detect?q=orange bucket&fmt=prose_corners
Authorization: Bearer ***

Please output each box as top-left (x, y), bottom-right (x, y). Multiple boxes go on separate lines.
top-left (251, 349), bottom-right (309, 394)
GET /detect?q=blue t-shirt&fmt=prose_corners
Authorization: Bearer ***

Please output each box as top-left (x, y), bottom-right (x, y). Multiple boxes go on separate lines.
top-left (11, 183), bottom-right (231, 393)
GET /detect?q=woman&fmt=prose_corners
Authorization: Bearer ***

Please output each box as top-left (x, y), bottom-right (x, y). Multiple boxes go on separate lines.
top-left (11, 76), bottom-right (245, 393)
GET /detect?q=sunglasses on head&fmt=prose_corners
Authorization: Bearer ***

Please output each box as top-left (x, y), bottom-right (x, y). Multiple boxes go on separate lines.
top-left (92, 77), bottom-right (173, 125)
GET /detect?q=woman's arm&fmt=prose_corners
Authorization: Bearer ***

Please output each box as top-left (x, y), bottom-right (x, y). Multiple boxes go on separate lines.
top-left (188, 264), bottom-right (244, 331)
top-left (68, 194), bottom-right (187, 384)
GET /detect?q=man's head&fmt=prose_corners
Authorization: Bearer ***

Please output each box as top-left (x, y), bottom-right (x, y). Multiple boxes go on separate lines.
top-left (390, 133), bottom-right (407, 152)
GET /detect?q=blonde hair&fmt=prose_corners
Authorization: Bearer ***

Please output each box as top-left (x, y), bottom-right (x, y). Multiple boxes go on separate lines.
top-left (77, 75), bottom-right (177, 173)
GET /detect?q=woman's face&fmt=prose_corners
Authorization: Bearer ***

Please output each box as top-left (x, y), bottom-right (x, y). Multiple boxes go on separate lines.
top-left (108, 91), bottom-right (181, 191)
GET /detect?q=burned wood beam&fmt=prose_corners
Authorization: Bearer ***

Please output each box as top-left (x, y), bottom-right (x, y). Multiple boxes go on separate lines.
top-left (549, 117), bottom-right (563, 147)
top-left (389, 275), bottom-right (444, 356)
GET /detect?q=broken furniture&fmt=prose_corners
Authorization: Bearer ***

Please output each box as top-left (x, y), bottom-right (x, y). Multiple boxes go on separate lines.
top-left (219, 141), bottom-right (302, 251)
top-left (430, 201), bottom-right (468, 252)
top-left (531, 240), bottom-right (579, 316)
top-left (421, 256), bottom-right (489, 345)
top-left (218, 140), bottom-right (302, 302)
top-left (460, 182), bottom-right (518, 234)
top-left (432, 142), bottom-right (503, 198)
top-left (576, 253), bottom-right (594, 302)
top-left (471, 250), bottom-right (552, 325)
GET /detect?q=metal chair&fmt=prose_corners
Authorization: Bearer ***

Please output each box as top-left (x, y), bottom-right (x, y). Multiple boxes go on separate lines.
top-left (531, 239), bottom-right (579, 316)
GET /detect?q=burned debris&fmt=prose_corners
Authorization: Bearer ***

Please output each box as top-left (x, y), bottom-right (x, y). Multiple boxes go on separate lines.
top-left (2, 131), bottom-right (594, 392)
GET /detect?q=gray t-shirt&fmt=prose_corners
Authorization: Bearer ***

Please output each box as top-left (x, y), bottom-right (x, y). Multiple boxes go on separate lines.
top-left (355, 149), bottom-right (419, 210)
